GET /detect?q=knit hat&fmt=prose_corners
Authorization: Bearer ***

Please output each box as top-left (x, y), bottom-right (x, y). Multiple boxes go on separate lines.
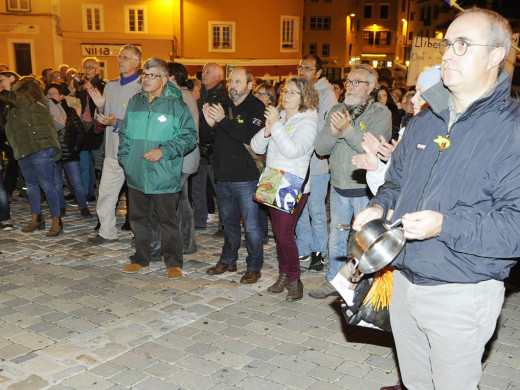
top-left (417, 65), bottom-right (441, 90)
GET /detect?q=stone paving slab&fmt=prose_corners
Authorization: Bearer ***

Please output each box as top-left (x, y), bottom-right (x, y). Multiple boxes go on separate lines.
top-left (0, 196), bottom-right (518, 389)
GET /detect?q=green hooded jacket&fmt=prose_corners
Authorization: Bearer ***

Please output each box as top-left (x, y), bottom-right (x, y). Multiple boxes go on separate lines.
top-left (118, 81), bottom-right (197, 194)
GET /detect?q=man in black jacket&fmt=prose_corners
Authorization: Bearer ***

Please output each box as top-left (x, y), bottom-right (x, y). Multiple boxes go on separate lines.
top-left (192, 63), bottom-right (231, 229)
top-left (204, 67), bottom-right (265, 284)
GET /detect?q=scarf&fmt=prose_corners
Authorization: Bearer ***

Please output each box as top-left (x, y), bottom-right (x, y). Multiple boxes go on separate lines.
top-left (345, 95), bottom-right (374, 125)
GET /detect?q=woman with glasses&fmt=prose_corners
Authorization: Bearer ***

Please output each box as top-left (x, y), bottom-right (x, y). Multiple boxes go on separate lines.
top-left (251, 77), bottom-right (318, 301)
top-left (254, 83), bottom-right (277, 107)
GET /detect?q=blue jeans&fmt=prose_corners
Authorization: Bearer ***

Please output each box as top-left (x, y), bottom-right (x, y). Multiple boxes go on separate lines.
top-left (0, 166), bottom-right (10, 221)
top-left (79, 150), bottom-right (98, 196)
top-left (295, 173), bottom-right (330, 256)
top-left (54, 161), bottom-right (87, 210)
top-left (216, 180), bottom-right (263, 271)
top-left (326, 187), bottom-right (368, 281)
top-left (18, 148), bottom-right (61, 217)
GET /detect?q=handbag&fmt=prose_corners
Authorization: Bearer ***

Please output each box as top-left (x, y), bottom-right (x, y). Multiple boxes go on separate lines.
top-left (333, 259), bottom-right (393, 332)
top-left (253, 166), bottom-right (308, 214)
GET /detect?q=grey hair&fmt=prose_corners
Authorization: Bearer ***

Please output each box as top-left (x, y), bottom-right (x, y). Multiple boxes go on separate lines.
top-left (350, 64), bottom-right (379, 88)
top-left (120, 44), bottom-right (142, 67)
top-left (457, 7), bottom-right (512, 72)
top-left (143, 57), bottom-right (169, 77)
top-left (82, 57), bottom-right (100, 66)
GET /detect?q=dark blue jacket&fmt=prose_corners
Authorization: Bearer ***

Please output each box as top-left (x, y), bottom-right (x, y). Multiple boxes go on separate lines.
top-left (370, 71), bottom-right (520, 285)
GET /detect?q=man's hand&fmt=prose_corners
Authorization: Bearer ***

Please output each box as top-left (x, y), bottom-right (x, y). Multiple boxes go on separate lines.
top-left (96, 112), bottom-right (117, 126)
top-left (352, 204), bottom-right (384, 231)
top-left (206, 103), bottom-right (225, 123)
top-left (142, 148), bottom-right (164, 162)
top-left (329, 110), bottom-right (350, 136)
top-left (202, 103), bottom-right (216, 127)
top-left (401, 210), bottom-right (443, 240)
top-left (88, 87), bottom-right (105, 111)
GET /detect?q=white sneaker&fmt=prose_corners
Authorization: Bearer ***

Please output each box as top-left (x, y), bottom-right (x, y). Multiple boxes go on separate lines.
top-left (206, 213), bottom-right (215, 223)
top-left (299, 254), bottom-right (311, 262)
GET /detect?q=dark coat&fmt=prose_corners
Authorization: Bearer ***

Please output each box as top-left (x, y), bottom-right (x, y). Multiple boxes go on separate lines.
top-left (371, 71), bottom-right (520, 285)
top-left (212, 92), bottom-right (265, 182)
top-left (77, 74), bottom-right (106, 151)
top-left (56, 99), bottom-right (86, 163)
top-left (197, 81), bottom-right (232, 165)
top-left (0, 77), bottom-right (61, 161)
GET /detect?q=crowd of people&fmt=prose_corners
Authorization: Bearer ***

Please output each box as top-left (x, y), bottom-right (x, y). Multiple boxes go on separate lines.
top-left (0, 6), bottom-right (519, 390)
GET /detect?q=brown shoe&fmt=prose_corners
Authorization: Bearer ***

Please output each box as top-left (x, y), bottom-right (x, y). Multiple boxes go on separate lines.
top-left (286, 280), bottom-right (303, 301)
top-left (206, 261), bottom-right (237, 275)
top-left (240, 270), bottom-right (261, 284)
top-left (122, 263), bottom-right (150, 273)
top-left (267, 273), bottom-right (288, 293)
top-left (167, 267), bottom-right (182, 279)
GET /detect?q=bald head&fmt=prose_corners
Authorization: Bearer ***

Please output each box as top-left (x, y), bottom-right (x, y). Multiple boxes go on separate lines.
top-left (202, 62), bottom-right (224, 90)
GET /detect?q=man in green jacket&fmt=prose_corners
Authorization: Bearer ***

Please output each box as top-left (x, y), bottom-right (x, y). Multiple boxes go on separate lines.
top-left (118, 57), bottom-right (197, 279)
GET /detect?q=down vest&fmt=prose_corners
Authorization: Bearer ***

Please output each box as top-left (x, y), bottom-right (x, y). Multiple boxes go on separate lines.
top-left (118, 82), bottom-right (197, 194)
top-left (0, 77), bottom-right (61, 161)
top-left (370, 71), bottom-right (520, 285)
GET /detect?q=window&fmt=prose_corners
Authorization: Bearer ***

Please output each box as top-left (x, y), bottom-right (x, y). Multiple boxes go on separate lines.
top-left (401, 0), bottom-right (406, 12)
top-left (208, 21), bottom-right (235, 52)
top-left (433, 5), bottom-right (439, 19)
top-left (82, 5), bottom-right (104, 32)
top-left (380, 5), bottom-right (389, 19)
top-left (309, 43), bottom-right (317, 55)
top-left (125, 6), bottom-right (146, 33)
top-left (281, 16), bottom-right (299, 52)
top-left (321, 43), bottom-right (330, 57)
top-left (410, 11), bottom-right (415, 21)
top-left (364, 5), bottom-right (372, 19)
top-left (363, 29), bottom-right (392, 46)
top-left (7, 0), bottom-right (30, 11)
top-left (310, 17), bottom-right (330, 30)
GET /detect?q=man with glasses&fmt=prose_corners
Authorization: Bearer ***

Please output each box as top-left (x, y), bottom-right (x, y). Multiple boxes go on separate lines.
top-left (295, 54), bottom-right (337, 272)
top-left (87, 45), bottom-right (141, 245)
top-left (354, 8), bottom-right (517, 390)
top-left (118, 57), bottom-right (196, 278)
top-left (311, 64), bottom-right (391, 299)
top-left (204, 67), bottom-right (265, 284)
top-left (77, 57), bottom-right (106, 204)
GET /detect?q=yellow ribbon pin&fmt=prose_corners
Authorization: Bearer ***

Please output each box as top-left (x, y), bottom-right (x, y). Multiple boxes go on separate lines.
top-left (238, 119), bottom-right (244, 123)
top-left (360, 121), bottom-right (366, 131)
top-left (434, 135), bottom-right (451, 151)
top-left (287, 126), bottom-right (292, 132)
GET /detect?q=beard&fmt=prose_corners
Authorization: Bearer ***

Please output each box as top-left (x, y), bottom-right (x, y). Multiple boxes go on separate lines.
top-left (344, 93), bottom-right (364, 108)
top-left (229, 87), bottom-right (248, 102)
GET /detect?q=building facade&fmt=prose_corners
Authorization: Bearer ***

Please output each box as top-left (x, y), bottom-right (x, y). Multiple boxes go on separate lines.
top-left (1, 0), bottom-right (304, 81)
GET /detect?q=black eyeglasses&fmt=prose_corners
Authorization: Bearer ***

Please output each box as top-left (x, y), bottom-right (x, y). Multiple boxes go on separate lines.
top-left (438, 39), bottom-right (499, 56)
top-left (346, 79), bottom-right (369, 87)
top-left (83, 66), bottom-right (97, 71)
top-left (140, 73), bottom-right (163, 80)
top-left (297, 66), bottom-right (316, 72)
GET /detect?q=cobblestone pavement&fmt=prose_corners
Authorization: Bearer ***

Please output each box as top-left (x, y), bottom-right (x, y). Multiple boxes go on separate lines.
top-left (0, 195), bottom-right (519, 390)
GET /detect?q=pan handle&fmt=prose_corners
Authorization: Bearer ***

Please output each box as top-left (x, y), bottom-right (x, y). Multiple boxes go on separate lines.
top-left (387, 218), bottom-right (402, 229)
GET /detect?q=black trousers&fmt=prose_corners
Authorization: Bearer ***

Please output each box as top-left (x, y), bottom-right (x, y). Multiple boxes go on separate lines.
top-left (128, 188), bottom-right (182, 268)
